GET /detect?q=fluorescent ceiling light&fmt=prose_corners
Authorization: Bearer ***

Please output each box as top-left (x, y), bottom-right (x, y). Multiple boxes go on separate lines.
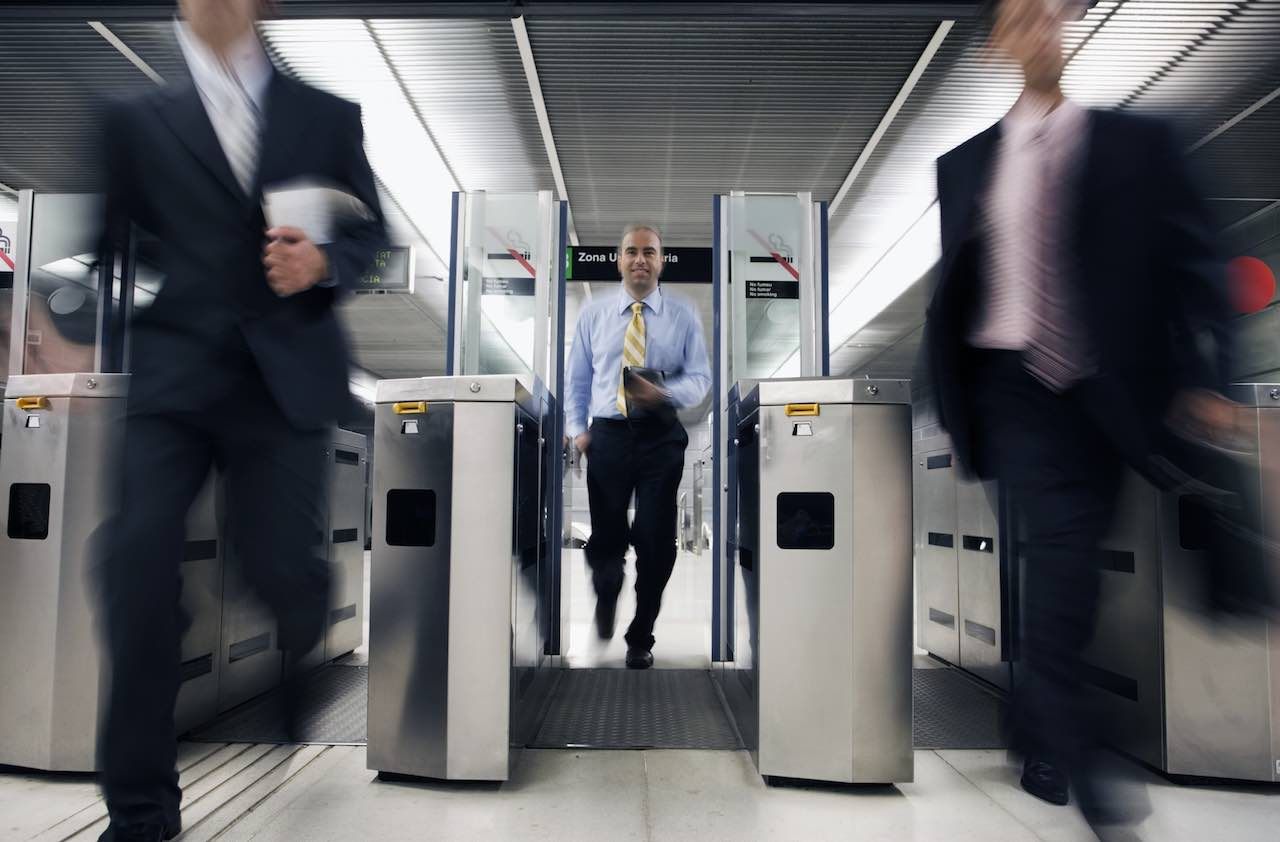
top-left (830, 0), bottom-right (1237, 358)
top-left (260, 20), bottom-right (457, 277)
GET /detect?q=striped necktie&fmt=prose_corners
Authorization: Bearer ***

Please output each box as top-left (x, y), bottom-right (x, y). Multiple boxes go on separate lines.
top-left (212, 66), bottom-right (262, 195)
top-left (617, 301), bottom-right (646, 415)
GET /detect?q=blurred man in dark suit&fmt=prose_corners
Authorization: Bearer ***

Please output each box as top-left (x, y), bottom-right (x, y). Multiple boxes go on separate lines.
top-left (925, 0), bottom-right (1234, 825)
top-left (96, 1), bottom-right (385, 838)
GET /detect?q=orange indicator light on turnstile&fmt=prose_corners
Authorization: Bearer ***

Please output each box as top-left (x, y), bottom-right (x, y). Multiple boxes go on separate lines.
top-left (16, 396), bottom-right (49, 412)
top-left (393, 401), bottom-right (427, 415)
top-left (784, 403), bottom-right (820, 417)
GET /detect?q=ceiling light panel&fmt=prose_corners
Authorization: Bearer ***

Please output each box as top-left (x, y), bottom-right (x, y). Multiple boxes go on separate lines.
top-left (260, 19), bottom-right (458, 276)
top-left (367, 19), bottom-right (556, 193)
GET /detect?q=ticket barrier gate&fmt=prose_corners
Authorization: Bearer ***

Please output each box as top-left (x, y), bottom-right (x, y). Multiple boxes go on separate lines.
top-left (0, 374), bottom-right (221, 771)
top-left (0, 373), bottom-right (370, 771)
top-left (368, 375), bottom-right (556, 781)
top-left (1084, 383), bottom-right (1280, 782)
top-left (720, 378), bottom-right (914, 784)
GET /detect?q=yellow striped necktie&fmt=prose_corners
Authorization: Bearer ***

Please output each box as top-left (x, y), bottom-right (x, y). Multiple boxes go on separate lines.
top-left (617, 301), bottom-right (646, 415)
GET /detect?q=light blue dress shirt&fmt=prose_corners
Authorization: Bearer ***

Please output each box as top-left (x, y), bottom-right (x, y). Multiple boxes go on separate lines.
top-left (565, 285), bottom-right (711, 439)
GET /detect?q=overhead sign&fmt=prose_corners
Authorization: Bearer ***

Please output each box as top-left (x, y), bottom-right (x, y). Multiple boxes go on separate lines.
top-left (355, 246), bottom-right (414, 294)
top-left (567, 246), bottom-right (712, 284)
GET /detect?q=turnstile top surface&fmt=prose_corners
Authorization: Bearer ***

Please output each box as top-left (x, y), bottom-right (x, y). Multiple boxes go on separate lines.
top-left (375, 375), bottom-right (536, 414)
top-left (4, 372), bottom-right (130, 399)
top-left (739, 378), bottom-right (910, 414)
top-left (1230, 383), bottom-right (1280, 408)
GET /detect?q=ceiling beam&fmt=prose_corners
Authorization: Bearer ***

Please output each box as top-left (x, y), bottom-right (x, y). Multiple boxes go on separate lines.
top-left (829, 19), bottom-right (953, 217)
top-left (512, 14), bottom-right (579, 246)
top-left (1190, 83), bottom-right (1280, 154)
top-left (2, 2), bottom-right (986, 21)
top-left (89, 20), bottom-right (167, 85)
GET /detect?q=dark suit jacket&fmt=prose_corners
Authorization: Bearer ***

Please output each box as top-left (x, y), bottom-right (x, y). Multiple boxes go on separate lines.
top-left (101, 71), bottom-right (387, 431)
top-left (924, 108), bottom-right (1232, 478)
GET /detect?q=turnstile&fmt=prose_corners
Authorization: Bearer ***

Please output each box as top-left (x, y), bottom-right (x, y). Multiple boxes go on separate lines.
top-left (368, 375), bottom-right (555, 781)
top-left (1085, 383), bottom-right (1280, 782)
top-left (912, 425), bottom-right (1013, 691)
top-left (0, 372), bottom-right (370, 770)
top-left (324, 429), bottom-right (368, 661)
top-left (0, 373), bottom-right (220, 771)
top-left (721, 377), bottom-right (914, 784)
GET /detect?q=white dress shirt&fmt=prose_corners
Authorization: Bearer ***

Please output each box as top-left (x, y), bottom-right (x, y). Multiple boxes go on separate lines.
top-left (564, 285), bottom-right (712, 439)
top-left (969, 95), bottom-right (1089, 351)
top-left (174, 19), bottom-right (273, 192)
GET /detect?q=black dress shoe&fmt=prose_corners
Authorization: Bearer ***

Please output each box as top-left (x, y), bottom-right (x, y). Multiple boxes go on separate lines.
top-left (1020, 758), bottom-right (1070, 806)
top-left (595, 595), bottom-right (618, 640)
top-left (98, 822), bottom-right (177, 841)
top-left (625, 648), bottom-right (654, 670)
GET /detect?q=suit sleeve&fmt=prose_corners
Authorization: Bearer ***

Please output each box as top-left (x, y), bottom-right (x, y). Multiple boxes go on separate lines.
top-left (1152, 119), bottom-right (1233, 391)
top-left (323, 102), bottom-right (389, 292)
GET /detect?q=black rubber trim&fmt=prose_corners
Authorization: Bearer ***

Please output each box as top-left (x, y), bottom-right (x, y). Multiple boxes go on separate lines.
top-left (332, 528), bottom-right (359, 544)
top-left (180, 654), bottom-right (214, 682)
top-left (928, 532), bottom-right (954, 548)
top-left (228, 632), bottom-right (272, 663)
top-left (964, 620), bottom-right (997, 646)
top-left (330, 603), bottom-right (357, 625)
top-left (962, 535), bottom-right (994, 553)
top-left (927, 454), bottom-right (952, 470)
top-left (1081, 661), bottom-right (1139, 701)
top-left (1100, 550), bottom-right (1135, 573)
top-left (183, 539), bottom-right (217, 562)
top-left (929, 608), bottom-right (956, 628)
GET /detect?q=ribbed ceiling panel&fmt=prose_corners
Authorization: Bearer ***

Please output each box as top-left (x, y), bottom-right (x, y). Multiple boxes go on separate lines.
top-left (108, 20), bottom-right (192, 83)
top-left (0, 22), bottom-right (158, 191)
top-left (835, 0), bottom-right (1280, 378)
top-left (525, 17), bottom-right (939, 246)
top-left (369, 19), bottom-right (556, 192)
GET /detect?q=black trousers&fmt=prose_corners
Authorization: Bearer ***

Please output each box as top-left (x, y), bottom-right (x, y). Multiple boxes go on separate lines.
top-left (98, 370), bottom-right (329, 830)
top-left (970, 351), bottom-right (1122, 777)
top-left (584, 417), bottom-right (688, 651)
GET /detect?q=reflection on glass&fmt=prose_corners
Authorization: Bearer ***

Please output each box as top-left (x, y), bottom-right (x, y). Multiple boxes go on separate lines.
top-left (460, 193), bottom-right (544, 379)
top-left (730, 194), bottom-right (803, 381)
top-left (24, 252), bottom-right (99, 375)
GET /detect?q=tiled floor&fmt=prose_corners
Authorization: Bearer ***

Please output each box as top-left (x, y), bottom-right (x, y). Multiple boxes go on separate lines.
top-left (9, 743), bottom-right (1280, 841)
top-left (9, 554), bottom-right (1280, 841)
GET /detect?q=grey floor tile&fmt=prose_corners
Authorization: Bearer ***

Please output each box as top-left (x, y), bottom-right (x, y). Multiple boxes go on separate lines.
top-left (641, 749), bottom-right (1044, 842)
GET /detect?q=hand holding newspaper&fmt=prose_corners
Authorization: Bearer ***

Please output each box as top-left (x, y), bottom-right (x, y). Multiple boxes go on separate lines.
top-left (261, 178), bottom-right (374, 245)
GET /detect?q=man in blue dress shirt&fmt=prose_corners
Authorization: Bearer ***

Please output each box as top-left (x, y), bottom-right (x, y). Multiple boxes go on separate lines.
top-left (565, 224), bottom-right (711, 668)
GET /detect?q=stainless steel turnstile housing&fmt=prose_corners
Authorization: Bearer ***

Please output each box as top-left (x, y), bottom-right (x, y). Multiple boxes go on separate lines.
top-left (722, 377), bottom-right (914, 784)
top-left (368, 375), bottom-right (553, 781)
top-left (0, 374), bottom-right (222, 770)
top-left (1085, 383), bottom-right (1280, 782)
top-left (912, 425), bottom-right (1012, 691)
top-left (325, 429), bottom-right (368, 661)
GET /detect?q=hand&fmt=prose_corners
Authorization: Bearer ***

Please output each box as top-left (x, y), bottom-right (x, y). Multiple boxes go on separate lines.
top-left (1167, 388), bottom-right (1243, 443)
top-left (626, 375), bottom-right (669, 409)
top-left (574, 432), bottom-right (591, 454)
top-left (263, 226), bottom-right (329, 297)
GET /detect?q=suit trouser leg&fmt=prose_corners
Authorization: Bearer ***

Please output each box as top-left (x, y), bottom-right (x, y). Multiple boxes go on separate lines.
top-left (625, 422), bottom-right (687, 651)
top-left (584, 422), bottom-right (635, 601)
top-left (100, 414), bottom-right (214, 830)
top-left (972, 353), bottom-right (1121, 776)
top-left (216, 395), bottom-right (331, 665)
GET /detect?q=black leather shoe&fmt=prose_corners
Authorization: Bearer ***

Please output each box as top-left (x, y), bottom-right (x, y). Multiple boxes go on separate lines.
top-left (595, 595), bottom-right (618, 640)
top-left (625, 648), bottom-right (654, 670)
top-left (98, 822), bottom-right (177, 842)
top-left (1020, 758), bottom-right (1070, 806)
